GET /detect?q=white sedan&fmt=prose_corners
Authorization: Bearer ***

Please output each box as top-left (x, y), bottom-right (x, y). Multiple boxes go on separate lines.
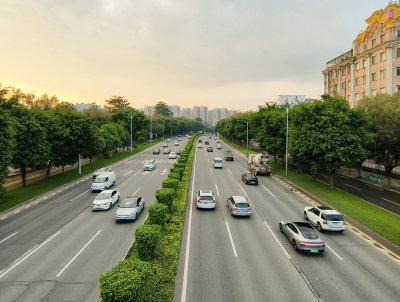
top-left (92, 189), bottom-right (120, 211)
top-left (169, 152), bottom-right (177, 159)
top-left (115, 196), bottom-right (145, 222)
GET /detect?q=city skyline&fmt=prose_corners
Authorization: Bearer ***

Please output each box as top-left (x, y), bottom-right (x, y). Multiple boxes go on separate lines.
top-left (0, 1), bottom-right (390, 111)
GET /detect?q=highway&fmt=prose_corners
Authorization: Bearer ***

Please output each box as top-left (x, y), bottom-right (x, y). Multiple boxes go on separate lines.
top-left (0, 138), bottom-right (187, 302)
top-left (174, 136), bottom-right (400, 302)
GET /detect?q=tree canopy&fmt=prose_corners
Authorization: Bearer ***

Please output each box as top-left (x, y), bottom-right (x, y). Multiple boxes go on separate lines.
top-left (154, 101), bottom-right (173, 116)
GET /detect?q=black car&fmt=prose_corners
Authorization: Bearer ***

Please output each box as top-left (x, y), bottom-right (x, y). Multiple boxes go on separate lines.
top-left (176, 149), bottom-right (182, 155)
top-left (163, 148), bottom-right (171, 154)
top-left (153, 148), bottom-right (160, 154)
top-left (207, 147), bottom-right (213, 152)
top-left (241, 173), bottom-right (258, 185)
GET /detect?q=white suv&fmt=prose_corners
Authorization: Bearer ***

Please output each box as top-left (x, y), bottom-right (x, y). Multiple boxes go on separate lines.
top-left (213, 157), bottom-right (223, 168)
top-left (303, 206), bottom-right (345, 232)
top-left (196, 190), bottom-right (216, 209)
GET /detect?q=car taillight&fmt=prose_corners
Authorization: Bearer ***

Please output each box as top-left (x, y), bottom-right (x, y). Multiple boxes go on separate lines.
top-left (233, 208), bottom-right (238, 211)
top-left (323, 220), bottom-right (327, 224)
top-left (300, 241), bottom-right (325, 245)
top-left (247, 208), bottom-right (251, 211)
top-left (197, 198), bottom-right (200, 202)
top-left (212, 197), bottom-right (215, 203)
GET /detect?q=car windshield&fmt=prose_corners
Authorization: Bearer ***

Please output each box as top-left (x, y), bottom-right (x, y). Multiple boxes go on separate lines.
top-left (326, 214), bottom-right (343, 221)
top-left (96, 192), bottom-right (111, 200)
top-left (297, 225), bottom-right (319, 239)
top-left (235, 202), bottom-right (249, 208)
top-left (95, 168), bottom-right (106, 172)
top-left (120, 199), bottom-right (137, 208)
top-left (93, 177), bottom-right (106, 183)
top-left (200, 196), bottom-right (213, 200)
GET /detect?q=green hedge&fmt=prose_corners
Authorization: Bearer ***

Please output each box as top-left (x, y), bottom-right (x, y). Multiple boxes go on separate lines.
top-left (148, 203), bottom-right (168, 229)
top-left (173, 162), bottom-right (186, 169)
top-left (167, 172), bottom-right (181, 181)
top-left (169, 168), bottom-right (184, 179)
top-left (99, 258), bottom-right (151, 302)
top-left (135, 225), bottom-right (162, 261)
top-left (162, 179), bottom-right (179, 191)
top-left (155, 187), bottom-right (175, 212)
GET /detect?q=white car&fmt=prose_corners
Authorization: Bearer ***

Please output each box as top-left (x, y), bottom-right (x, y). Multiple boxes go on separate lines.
top-left (92, 189), bottom-right (120, 211)
top-left (303, 206), bottom-right (345, 232)
top-left (115, 196), bottom-right (145, 222)
top-left (196, 190), bottom-right (216, 209)
top-left (93, 167), bottom-right (112, 179)
top-left (143, 159), bottom-right (156, 171)
top-left (217, 143), bottom-right (222, 149)
top-left (213, 157), bottom-right (223, 168)
top-left (166, 139), bottom-right (171, 142)
top-left (197, 143), bottom-right (203, 148)
top-left (169, 152), bottom-right (177, 159)
top-left (174, 142), bottom-right (179, 146)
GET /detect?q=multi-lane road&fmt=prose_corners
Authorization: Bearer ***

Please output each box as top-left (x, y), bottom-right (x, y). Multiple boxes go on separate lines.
top-left (174, 137), bottom-right (400, 302)
top-left (0, 139), bottom-right (187, 302)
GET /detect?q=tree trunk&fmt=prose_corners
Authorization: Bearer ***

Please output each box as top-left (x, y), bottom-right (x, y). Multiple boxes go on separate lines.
top-left (46, 161), bottom-right (52, 178)
top-left (21, 167), bottom-right (27, 187)
top-left (357, 166), bottom-right (362, 178)
top-left (62, 166), bottom-right (65, 173)
top-left (311, 172), bottom-right (317, 180)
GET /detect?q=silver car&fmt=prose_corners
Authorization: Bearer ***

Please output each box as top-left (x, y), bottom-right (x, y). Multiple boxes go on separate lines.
top-left (143, 159), bottom-right (156, 171)
top-left (227, 196), bottom-right (251, 216)
top-left (196, 190), bottom-right (216, 209)
top-left (279, 221), bottom-right (325, 254)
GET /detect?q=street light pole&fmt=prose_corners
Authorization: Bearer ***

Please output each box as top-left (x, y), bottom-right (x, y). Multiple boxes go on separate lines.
top-left (150, 108), bottom-right (153, 145)
top-left (130, 115), bottom-right (132, 153)
top-left (162, 119), bottom-right (165, 140)
top-left (286, 106), bottom-right (289, 177)
top-left (237, 119), bottom-right (249, 157)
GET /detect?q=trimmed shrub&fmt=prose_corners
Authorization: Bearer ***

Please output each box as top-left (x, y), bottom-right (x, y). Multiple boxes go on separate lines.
top-left (99, 258), bottom-right (151, 302)
top-left (162, 178), bottom-right (179, 191)
top-left (135, 225), bottom-right (162, 261)
top-left (170, 167), bottom-right (184, 179)
top-left (155, 188), bottom-right (175, 212)
top-left (148, 203), bottom-right (168, 229)
top-left (178, 156), bottom-right (187, 164)
top-left (168, 172), bottom-right (180, 181)
top-left (173, 162), bottom-right (186, 169)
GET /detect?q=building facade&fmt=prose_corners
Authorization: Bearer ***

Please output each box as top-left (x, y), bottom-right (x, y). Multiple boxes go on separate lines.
top-left (75, 103), bottom-right (101, 112)
top-left (323, 2), bottom-right (400, 107)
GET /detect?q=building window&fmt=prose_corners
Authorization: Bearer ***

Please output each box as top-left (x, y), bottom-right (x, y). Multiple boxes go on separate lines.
top-left (371, 56), bottom-right (376, 64)
top-left (341, 82), bottom-right (345, 90)
top-left (371, 72), bottom-right (376, 81)
top-left (362, 75), bottom-right (366, 84)
top-left (362, 43), bottom-right (367, 51)
top-left (380, 34), bottom-right (385, 43)
top-left (381, 52), bottom-right (386, 61)
top-left (371, 38), bottom-right (376, 47)
top-left (348, 80), bottom-right (351, 88)
top-left (347, 65), bottom-right (351, 74)
top-left (355, 78), bottom-right (359, 86)
top-left (335, 71), bottom-right (338, 78)
top-left (341, 68), bottom-right (345, 76)
top-left (380, 69), bottom-right (385, 80)
top-left (380, 87), bottom-right (386, 93)
top-left (363, 59), bottom-right (367, 68)
top-left (355, 45), bottom-right (359, 55)
top-left (397, 85), bottom-right (400, 91)
top-left (397, 48), bottom-right (400, 58)
top-left (355, 93), bottom-right (359, 100)
top-left (397, 29), bottom-right (400, 37)
top-left (363, 91), bottom-right (366, 98)
top-left (397, 67), bottom-right (400, 76)
top-left (372, 89), bottom-right (377, 97)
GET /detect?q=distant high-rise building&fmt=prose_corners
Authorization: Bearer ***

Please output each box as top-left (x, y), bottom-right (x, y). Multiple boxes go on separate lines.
top-left (143, 106), bottom-right (154, 116)
top-left (278, 95), bottom-right (306, 106)
top-left (181, 108), bottom-right (192, 119)
top-left (193, 106), bottom-right (208, 122)
top-left (75, 103), bottom-right (101, 112)
top-left (169, 105), bottom-right (180, 117)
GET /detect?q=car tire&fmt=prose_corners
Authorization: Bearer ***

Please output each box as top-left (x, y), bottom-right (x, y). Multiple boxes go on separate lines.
top-left (317, 222), bottom-right (322, 232)
top-left (304, 212), bottom-right (308, 220)
top-left (292, 240), bottom-right (298, 251)
top-left (279, 223), bottom-right (283, 233)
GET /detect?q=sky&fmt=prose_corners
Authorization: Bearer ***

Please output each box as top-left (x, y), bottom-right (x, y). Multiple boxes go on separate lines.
top-left (0, 0), bottom-right (392, 112)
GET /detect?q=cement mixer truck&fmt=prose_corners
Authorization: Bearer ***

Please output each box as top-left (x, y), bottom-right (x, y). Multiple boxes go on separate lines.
top-left (248, 153), bottom-right (271, 176)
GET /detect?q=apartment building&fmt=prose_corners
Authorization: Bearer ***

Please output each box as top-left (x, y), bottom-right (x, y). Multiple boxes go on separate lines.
top-left (323, 2), bottom-right (400, 107)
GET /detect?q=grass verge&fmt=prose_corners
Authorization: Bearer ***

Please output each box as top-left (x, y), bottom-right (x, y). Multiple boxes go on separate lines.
top-left (0, 140), bottom-right (162, 213)
top-left (218, 137), bottom-right (257, 155)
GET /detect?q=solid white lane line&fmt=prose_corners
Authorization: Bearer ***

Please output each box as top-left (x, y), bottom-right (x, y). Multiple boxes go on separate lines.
top-left (215, 184), bottom-right (220, 196)
top-left (225, 222), bottom-right (238, 257)
top-left (71, 190), bottom-right (91, 201)
top-left (262, 185), bottom-right (276, 198)
top-left (264, 221), bottom-right (291, 259)
top-left (0, 232), bottom-right (18, 244)
top-left (181, 151), bottom-right (197, 302)
top-left (244, 168), bottom-right (250, 173)
top-left (210, 167), bottom-right (213, 174)
top-left (325, 244), bottom-right (343, 261)
top-left (227, 168), bottom-right (233, 175)
top-left (0, 231), bottom-right (61, 280)
top-left (56, 229), bottom-right (102, 277)
top-left (239, 184), bottom-right (248, 196)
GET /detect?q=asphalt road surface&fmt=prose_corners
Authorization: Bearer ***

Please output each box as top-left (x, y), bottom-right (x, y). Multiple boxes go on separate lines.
top-left (0, 138), bottom-right (187, 302)
top-left (174, 136), bottom-right (400, 302)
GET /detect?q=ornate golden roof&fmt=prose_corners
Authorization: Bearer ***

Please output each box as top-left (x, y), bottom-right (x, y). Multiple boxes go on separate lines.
top-left (356, 2), bottom-right (400, 44)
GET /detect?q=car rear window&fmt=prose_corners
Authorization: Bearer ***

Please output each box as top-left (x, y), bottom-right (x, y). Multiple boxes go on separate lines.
top-left (200, 196), bottom-right (213, 200)
top-left (96, 192), bottom-right (111, 200)
top-left (215, 159), bottom-right (222, 163)
top-left (235, 202), bottom-right (249, 208)
top-left (93, 177), bottom-right (107, 183)
top-left (297, 226), bottom-right (319, 239)
top-left (326, 214), bottom-right (343, 221)
top-left (120, 200), bottom-right (137, 208)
